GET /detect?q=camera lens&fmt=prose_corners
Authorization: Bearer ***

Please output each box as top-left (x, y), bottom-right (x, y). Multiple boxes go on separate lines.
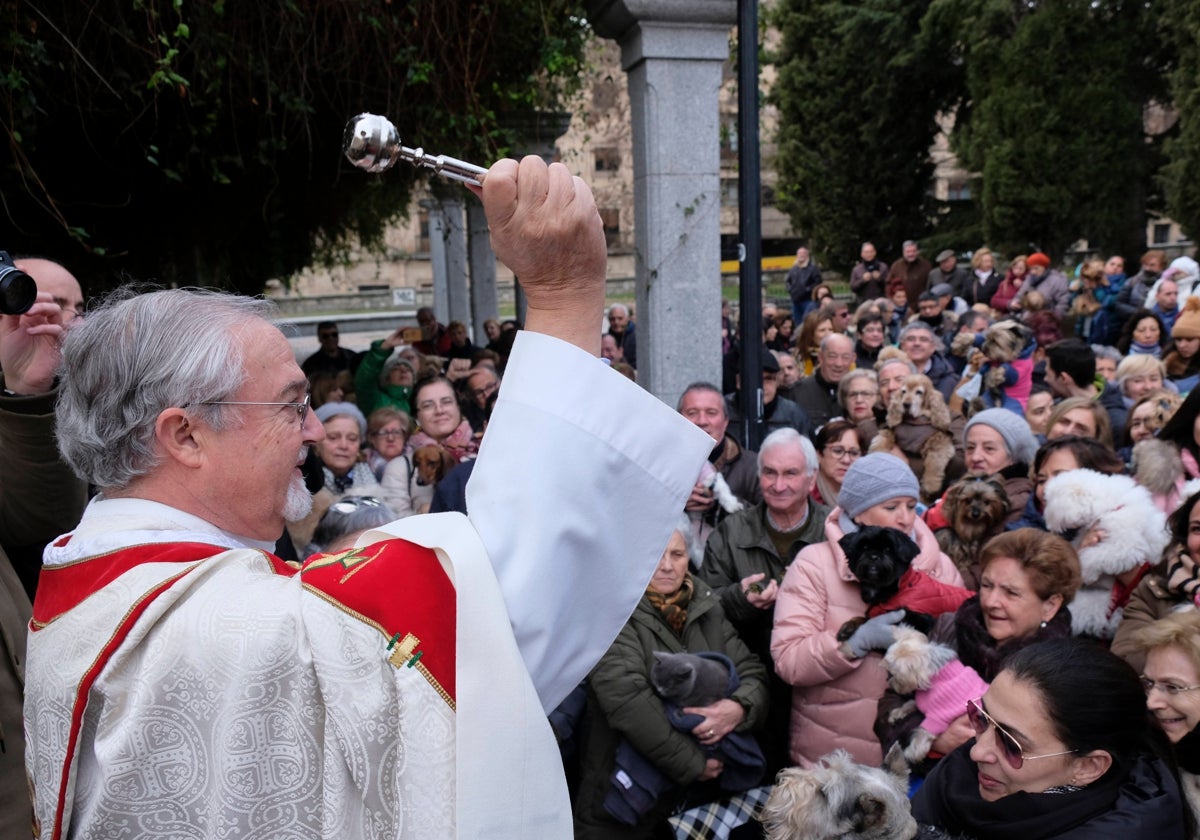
top-left (0, 262), bottom-right (36, 316)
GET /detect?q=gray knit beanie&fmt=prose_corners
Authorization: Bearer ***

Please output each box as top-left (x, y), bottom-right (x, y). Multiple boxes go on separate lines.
top-left (314, 401), bottom-right (367, 437)
top-left (838, 452), bottom-right (920, 520)
top-left (964, 408), bottom-right (1037, 466)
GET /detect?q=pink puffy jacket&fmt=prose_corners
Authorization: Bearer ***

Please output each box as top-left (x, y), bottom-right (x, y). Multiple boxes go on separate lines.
top-left (770, 509), bottom-right (964, 767)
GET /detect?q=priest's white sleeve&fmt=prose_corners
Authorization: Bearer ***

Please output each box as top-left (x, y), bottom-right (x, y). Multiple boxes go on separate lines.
top-left (467, 331), bottom-right (713, 711)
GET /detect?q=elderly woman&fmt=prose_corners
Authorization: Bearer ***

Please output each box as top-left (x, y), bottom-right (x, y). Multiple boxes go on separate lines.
top-left (1117, 354), bottom-right (1172, 410)
top-left (1129, 611), bottom-right (1200, 832)
top-left (837, 369), bottom-right (879, 425)
top-left (573, 517), bottom-right (769, 838)
top-left (1046, 396), bottom-right (1114, 450)
top-left (966, 247), bottom-right (1003, 309)
top-left (877, 529), bottom-right (1081, 773)
top-left (962, 408), bottom-right (1038, 522)
top-left (912, 638), bottom-right (1184, 839)
top-left (811, 419), bottom-right (865, 507)
top-left (363, 406), bottom-right (412, 478)
top-left (771, 453), bottom-right (963, 767)
top-left (314, 401), bottom-right (379, 498)
top-left (854, 313), bottom-right (888, 369)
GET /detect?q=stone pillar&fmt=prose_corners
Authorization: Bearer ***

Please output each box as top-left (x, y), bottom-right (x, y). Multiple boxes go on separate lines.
top-left (441, 196), bottom-right (471, 327)
top-left (588, 0), bottom-right (735, 408)
top-left (423, 199), bottom-right (450, 325)
top-left (467, 201), bottom-right (498, 342)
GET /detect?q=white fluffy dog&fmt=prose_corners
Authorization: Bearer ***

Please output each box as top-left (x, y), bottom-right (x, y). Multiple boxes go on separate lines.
top-left (1042, 469), bottom-right (1169, 638)
top-left (760, 745), bottom-right (916, 840)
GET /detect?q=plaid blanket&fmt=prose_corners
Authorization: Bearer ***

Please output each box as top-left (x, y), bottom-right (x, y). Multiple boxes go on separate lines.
top-left (668, 785), bottom-right (772, 840)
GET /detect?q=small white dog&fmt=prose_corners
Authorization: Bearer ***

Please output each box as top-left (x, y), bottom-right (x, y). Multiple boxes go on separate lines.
top-left (760, 745), bottom-right (916, 840)
top-left (1043, 469), bottom-right (1169, 638)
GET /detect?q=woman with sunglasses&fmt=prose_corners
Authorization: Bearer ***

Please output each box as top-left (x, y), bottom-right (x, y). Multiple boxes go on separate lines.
top-left (876, 529), bottom-right (1080, 776)
top-left (912, 638), bottom-right (1184, 839)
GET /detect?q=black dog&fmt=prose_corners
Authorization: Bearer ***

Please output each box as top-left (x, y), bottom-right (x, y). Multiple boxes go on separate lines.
top-left (835, 525), bottom-right (932, 641)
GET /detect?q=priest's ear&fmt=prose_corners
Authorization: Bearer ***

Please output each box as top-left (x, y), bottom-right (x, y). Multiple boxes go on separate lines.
top-left (154, 407), bottom-right (205, 469)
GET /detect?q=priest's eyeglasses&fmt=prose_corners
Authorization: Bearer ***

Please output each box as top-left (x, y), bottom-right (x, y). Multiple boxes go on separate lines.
top-left (186, 393), bottom-right (312, 426)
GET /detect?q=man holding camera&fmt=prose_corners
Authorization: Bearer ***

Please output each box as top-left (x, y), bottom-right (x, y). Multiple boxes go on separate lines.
top-left (0, 288), bottom-right (88, 839)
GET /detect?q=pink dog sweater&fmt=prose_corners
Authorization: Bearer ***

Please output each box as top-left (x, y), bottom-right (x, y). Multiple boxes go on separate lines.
top-left (916, 659), bottom-right (990, 735)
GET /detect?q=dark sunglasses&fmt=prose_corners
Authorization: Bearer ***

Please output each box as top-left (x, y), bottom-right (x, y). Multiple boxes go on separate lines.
top-left (966, 698), bottom-right (1075, 770)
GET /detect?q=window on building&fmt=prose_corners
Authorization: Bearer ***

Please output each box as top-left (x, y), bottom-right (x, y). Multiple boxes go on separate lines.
top-left (721, 178), bottom-right (739, 207)
top-left (592, 79), bottom-right (619, 112)
top-left (1153, 223), bottom-right (1171, 245)
top-left (418, 212), bottom-right (430, 253)
top-left (947, 179), bottom-right (971, 201)
top-left (720, 122), bottom-right (738, 161)
top-left (594, 147), bottom-right (620, 173)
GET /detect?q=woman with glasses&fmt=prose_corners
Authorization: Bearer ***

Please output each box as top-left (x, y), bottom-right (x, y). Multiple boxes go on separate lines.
top-left (837, 369), bottom-right (879, 426)
top-left (364, 407), bottom-right (412, 479)
top-left (810, 420), bottom-right (864, 507)
top-left (853, 313), bottom-right (888, 370)
top-left (876, 529), bottom-right (1080, 777)
top-left (912, 638), bottom-right (1184, 839)
top-left (405, 375), bottom-right (478, 462)
top-left (1130, 611), bottom-right (1200, 834)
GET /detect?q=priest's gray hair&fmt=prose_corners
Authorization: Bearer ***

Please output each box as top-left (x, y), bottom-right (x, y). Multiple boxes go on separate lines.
top-left (56, 287), bottom-right (279, 489)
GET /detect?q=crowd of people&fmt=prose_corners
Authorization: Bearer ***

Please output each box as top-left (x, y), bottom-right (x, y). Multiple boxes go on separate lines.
top-left (6, 189), bottom-right (1200, 838)
top-left (594, 239), bottom-right (1200, 838)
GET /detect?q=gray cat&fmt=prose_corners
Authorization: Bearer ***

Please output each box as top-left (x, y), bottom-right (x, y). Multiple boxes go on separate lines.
top-left (650, 651), bottom-right (730, 707)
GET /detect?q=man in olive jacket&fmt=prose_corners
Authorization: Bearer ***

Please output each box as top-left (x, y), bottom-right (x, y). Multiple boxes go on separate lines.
top-left (700, 428), bottom-right (830, 774)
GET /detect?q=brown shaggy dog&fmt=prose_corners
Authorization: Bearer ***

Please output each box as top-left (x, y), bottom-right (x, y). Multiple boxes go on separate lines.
top-left (935, 475), bottom-right (1010, 588)
top-left (869, 374), bottom-right (956, 502)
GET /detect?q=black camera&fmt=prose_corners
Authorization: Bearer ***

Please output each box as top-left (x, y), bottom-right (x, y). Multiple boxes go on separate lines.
top-left (0, 251), bottom-right (36, 316)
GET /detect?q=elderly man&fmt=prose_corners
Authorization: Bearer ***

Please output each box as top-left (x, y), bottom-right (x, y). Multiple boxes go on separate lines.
top-left (726, 352), bottom-right (811, 439)
top-left (607, 303), bottom-right (637, 367)
top-left (927, 249), bottom-right (970, 299)
top-left (791, 333), bottom-right (854, 429)
top-left (786, 246), bottom-right (823, 321)
top-left (887, 239), bottom-right (932, 307)
top-left (24, 157), bottom-right (712, 840)
top-left (14, 257), bottom-right (85, 323)
top-left (849, 241), bottom-right (887, 304)
top-left (899, 321), bottom-right (958, 402)
top-left (701, 427), bottom-right (830, 773)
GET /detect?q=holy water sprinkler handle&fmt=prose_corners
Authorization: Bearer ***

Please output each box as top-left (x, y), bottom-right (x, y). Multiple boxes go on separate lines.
top-left (342, 113), bottom-right (488, 186)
